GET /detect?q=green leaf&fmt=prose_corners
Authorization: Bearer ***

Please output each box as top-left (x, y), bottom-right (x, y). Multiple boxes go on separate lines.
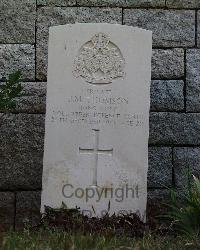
top-left (0, 70), bottom-right (24, 112)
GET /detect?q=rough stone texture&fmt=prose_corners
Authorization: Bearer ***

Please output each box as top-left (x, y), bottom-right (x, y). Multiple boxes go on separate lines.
top-left (37, 0), bottom-right (76, 6)
top-left (16, 82), bottom-right (46, 113)
top-left (150, 113), bottom-right (200, 145)
top-left (0, 192), bottom-right (15, 230)
top-left (36, 7), bottom-right (122, 80)
top-left (0, 0), bottom-right (36, 43)
top-left (0, 114), bottom-right (45, 190)
top-left (198, 11), bottom-right (200, 47)
top-left (152, 49), bottom-right (184, 79)
top-left (147, 189), bottom-right (170, 217)
top-left (148, 147), bottom-right (173, 188)
top-left (174, 147), bottom-right (200, 188)
top-left (186, 49), bottom-right (200, 112)
top-left (147, 189), bottom-right (170, 203)
top-left (15, 191), bottom-right (41, 229)
top-left (124, 10), bottom-right (195, 47)
top-left (150, 80), bottom-right (184, 111)
top-left (166, 0), bottom-right (200, 8)
top-left (77, 0), bottom-right (165, 7)
top-left (0, 45), bottom-right (35, 81)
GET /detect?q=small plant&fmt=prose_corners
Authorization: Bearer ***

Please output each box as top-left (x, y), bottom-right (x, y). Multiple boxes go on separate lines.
top-left (0, 70), bottom-right (23, 113)
top-left (166, 175), bottom-right (200, 236)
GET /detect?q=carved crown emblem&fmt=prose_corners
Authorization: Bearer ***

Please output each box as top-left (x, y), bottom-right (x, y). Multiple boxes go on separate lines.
top-left (73, 33), bottom-right (125, 84)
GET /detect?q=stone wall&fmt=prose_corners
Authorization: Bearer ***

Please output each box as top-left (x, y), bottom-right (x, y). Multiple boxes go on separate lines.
top-left (0, 0), bottom-right (200, 229)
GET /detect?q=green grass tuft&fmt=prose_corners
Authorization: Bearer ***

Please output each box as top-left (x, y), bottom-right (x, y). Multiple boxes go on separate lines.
top-left (1, 230), bottom-right (200, 250)
top-left (165, 175), bottom-right (200, 236)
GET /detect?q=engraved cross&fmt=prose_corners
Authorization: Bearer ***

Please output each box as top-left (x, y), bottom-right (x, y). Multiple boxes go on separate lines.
top-left (79, 129), bottom-right (113, 187)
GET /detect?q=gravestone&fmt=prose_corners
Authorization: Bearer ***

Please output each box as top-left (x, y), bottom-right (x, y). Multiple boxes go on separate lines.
top-left (41, 23), bottom-right (152, 221)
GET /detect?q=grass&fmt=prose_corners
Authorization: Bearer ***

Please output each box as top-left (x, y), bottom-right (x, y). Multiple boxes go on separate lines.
top-left (1, 230), bottom-right (200, 250)
top-left (164, 175), bottom-right (200, 236)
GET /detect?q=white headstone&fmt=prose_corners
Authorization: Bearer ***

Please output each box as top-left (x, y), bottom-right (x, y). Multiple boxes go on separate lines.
top-left (41, 23), bottom-right (152, 221)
